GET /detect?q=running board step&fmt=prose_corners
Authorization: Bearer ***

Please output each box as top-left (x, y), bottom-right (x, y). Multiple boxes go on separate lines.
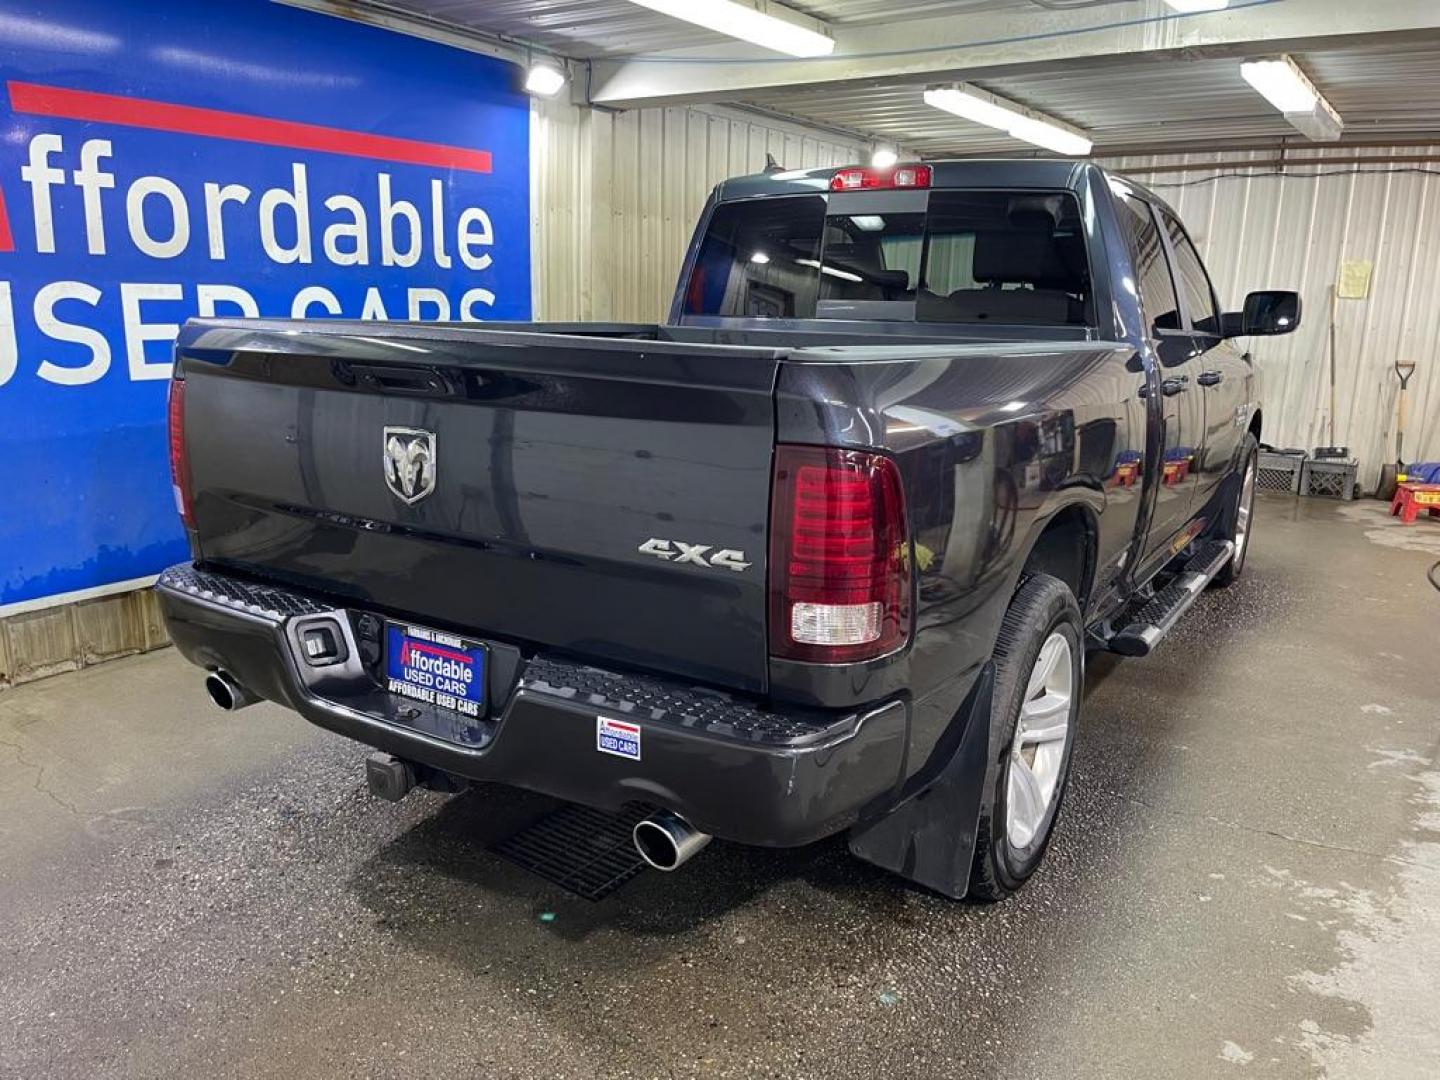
top-left (1107, 540), bottom-right (1235, 658)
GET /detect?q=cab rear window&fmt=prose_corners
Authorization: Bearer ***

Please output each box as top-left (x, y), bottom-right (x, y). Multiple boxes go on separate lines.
top-left (682, 191), bottom-right (1091, 325)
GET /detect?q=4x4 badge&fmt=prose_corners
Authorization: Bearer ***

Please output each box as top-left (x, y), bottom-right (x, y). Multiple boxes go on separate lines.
top-left (383, 427), bottom-right (436, 505)
top-left (639, 538), bottom-right (751, 572)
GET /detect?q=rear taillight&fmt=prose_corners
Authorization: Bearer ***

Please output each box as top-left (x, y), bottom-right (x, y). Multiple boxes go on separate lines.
top-left (769, 445), bottom-right (911, 663)
top-left (829, 164), bottom-right (931, 191)
top-left (167, 378), bottom-right (193, 527)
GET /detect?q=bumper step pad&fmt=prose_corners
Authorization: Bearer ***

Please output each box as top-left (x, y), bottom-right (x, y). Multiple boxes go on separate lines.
top-left (157, 564), bottom-right (331, 620)
top-left (491, 802), bottom-right (652, 901)
top-left (522, 656), bottom-right (836, 746)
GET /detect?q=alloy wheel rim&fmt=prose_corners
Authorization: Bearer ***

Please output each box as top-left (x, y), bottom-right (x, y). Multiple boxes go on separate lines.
top-left (1235, 455), bottom-right (1257, 569)
top-left (1006, 631), bottom-right (1074, 849)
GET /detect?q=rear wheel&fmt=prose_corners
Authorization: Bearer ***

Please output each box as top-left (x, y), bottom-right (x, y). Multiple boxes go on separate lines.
top-left (1212, 434), bottom-right (1258, 588)
top-left (968, 574), bottom-right (1083, 901)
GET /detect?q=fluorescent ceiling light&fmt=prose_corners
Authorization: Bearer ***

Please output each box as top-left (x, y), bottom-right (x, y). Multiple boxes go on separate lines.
top-left (750, 251), bottom-right (771, 264)
top-left (524, 62), bottom-right (567, 97)
top-left (923, 84), bottom-right (1093, 157)
top-left (923, 86), bottom-right (1016, 131)
top-left (1241, 56), bottom-right (1343, 142)
top-left (1008, 116), bottom-right (1093, 157)
top-left (1286, 106), bottom-right (1343, 143)
top-left (1241, 57), bottom-right (1316, 113)
top-left (624, 0), bottom-right (835, 58)
top-left (870, 146), bottom-right (898, 168)
top-left (1163, 0), bottom-right (1229, 11)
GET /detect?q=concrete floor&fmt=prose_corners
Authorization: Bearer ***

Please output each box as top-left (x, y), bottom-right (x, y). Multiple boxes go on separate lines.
top-left (2, 494), bottom-right (1438, 1080)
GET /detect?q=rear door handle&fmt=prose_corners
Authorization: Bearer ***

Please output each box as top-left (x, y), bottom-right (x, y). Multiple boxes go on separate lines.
top-left (1161, 376), bottom-right (1190, 396)
top-left (1196, 370), bottom-right (1223, 387)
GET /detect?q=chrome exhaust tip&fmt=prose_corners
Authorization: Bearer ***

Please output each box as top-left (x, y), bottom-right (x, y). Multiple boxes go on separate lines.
top-left (204, 670), bottom-right (258, 712)
top-left (633, 811), bottom-right (711, 872)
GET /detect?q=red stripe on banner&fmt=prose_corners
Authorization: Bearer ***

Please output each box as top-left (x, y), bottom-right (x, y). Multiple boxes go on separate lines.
top-left (7, 80), bottom-right (492, 173)
top-left (0, 185), bottom-right (13, 252)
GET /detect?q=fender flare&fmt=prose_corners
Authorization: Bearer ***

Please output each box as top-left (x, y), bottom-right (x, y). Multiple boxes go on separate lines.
top-left (1009, 490), bottom-right (1104, 608)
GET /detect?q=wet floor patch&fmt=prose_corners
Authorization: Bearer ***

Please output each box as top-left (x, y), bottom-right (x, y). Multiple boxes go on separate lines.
top-left (1335, 499), bottom-right (1440, 555)
top-left (1292, 771), bottom-right (1440, 1077)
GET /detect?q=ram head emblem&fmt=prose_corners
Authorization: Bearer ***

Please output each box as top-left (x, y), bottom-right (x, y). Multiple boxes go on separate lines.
top-left (383, 427), bottom-right (436, 505)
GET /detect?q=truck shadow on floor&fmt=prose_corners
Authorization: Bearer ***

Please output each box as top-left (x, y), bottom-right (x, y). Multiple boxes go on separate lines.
top-left (344, 571), bottom-right (1295, 981)
top-left (342, 773), bottom-right (1108, 1065)
top-left (348, 779), bottom-right (914, 947)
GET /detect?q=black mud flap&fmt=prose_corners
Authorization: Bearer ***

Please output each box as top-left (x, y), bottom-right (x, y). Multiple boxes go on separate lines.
top-left (846, 664), bottom-right (995, 900)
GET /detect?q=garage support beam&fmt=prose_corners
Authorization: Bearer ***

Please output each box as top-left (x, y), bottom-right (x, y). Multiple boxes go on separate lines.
top-left (588, 0), bottom-right (1440, 108)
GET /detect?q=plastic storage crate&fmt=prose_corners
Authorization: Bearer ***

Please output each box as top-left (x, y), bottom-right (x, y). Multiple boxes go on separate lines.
top-left (1301, 458), bottom-right (1358, 500)
top-left (1257, 451), bottom-right (1304, 494)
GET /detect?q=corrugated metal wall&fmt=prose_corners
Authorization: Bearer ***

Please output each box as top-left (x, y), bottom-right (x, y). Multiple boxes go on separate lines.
top-left (1107, 147), bottom-right (1440, 488)
top-left (530, 99), bottom-right (865, 322)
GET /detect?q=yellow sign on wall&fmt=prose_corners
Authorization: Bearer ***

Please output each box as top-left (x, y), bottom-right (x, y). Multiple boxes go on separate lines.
top-left (1338, 259), bottom-right (1373, 299)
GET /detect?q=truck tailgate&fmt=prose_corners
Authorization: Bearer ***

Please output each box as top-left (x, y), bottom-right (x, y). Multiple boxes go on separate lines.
top-left (176, 320), bottom-right (784, 692)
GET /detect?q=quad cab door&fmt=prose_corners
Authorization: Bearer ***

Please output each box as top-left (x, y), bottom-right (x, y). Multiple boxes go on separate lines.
top-left (1157, 210), bottom-right (1250, 510)
top-left (1113, 193), bottom-right (1206, 568)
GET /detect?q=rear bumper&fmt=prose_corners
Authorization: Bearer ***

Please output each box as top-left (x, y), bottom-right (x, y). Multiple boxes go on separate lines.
top-left (155, 564), bottom-right (910, 847)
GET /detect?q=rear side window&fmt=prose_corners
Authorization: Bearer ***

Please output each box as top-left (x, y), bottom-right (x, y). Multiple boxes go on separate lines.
top-left (917, 192), bottom-right (1090, 325)
top-left (681, 190), bottom-right (1091, 326)
top-left (816, 212), bottom-right (926, 303)
top-left (682, 196), bottom-right (825, 318)
top-left (1115, 195), bottom-right (1181, 335)
top-left (1160, 213), bottom-right (1221, 335)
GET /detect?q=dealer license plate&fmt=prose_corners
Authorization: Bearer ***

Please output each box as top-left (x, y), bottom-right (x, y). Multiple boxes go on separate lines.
top-left (385, 622), bottom-right (487, 718)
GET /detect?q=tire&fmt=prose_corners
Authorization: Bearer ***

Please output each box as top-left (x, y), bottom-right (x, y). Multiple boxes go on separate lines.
top-left (1211, 433), bottom-right (1258, 588)
top-left (968, 573), bottom-right (1084, 901)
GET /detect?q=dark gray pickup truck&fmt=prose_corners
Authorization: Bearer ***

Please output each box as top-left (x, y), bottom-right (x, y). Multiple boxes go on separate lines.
top-left (157, 159), bottom-right (1299, 900)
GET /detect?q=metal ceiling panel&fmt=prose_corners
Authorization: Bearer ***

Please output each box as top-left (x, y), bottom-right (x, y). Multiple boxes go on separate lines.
top-left (737, 39), bottom-right (1440, 155)
top-left (792, 0), bottom-right (1040, 22)
top-left (380, 0), bottom-right (724, 56)
top-left (370, 0), bottom-right (1046, 58)
top-left (319, 2), bottom-right (1440, 153)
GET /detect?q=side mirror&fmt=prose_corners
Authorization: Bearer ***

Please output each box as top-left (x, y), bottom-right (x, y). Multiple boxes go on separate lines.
top-left (1223, 290), bottom-right (1301, 337)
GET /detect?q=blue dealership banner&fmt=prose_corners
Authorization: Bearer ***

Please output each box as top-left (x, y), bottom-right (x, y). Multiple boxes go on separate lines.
top-left (0, 0), bottom-right (531, 608)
